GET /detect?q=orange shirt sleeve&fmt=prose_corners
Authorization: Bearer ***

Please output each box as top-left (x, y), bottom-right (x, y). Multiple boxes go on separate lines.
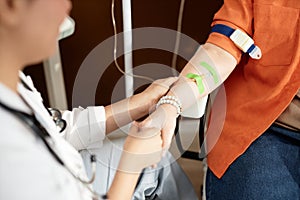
top-left (206, 0), bottom-right (253, 63)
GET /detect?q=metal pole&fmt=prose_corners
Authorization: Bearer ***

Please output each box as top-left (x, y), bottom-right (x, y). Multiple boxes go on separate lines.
top-left (122, 0), bottom-right (134, 97)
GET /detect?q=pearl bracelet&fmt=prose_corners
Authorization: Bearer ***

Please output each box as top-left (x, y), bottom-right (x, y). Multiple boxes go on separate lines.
top-left (160, 95), bottom-right (182, 108)
top-left (156, 96), bottom-right (182, 116)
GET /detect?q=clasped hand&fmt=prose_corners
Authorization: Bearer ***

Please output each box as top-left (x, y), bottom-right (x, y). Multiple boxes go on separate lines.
top-left (119, 77), bottom-right (179, 172)
top-left (139, 77), bottom-right (180, 155)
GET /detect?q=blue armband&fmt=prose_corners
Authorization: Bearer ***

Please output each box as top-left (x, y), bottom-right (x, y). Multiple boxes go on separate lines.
top-left (211, 24), bottom-right (262, 59)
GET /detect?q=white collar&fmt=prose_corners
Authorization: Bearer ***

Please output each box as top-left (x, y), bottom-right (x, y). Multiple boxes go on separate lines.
top-left (0, 82), bottom-right (32, 114)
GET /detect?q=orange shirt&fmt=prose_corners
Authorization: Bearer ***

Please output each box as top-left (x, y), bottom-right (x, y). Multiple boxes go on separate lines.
top-left (205, 0), bottom-right (300, 178)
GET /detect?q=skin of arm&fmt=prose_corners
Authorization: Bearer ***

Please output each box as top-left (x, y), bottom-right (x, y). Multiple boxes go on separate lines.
top-left (141, 43), bottom-right (238, 148)
top-left (107, 124), bottom-right (163, 200)
top-left (171, 43), bottom-right (237, 112)
top-left (104, 77), bottom-right (178, 134)
top-left (104, 92), bottom-right (152, 134)
top-left (107, 171), bottom-right (140, 200)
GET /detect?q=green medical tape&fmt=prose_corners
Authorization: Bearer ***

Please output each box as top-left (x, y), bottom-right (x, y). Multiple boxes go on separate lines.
top-left (200, 61), bottom-right (219, 84)
top-left (186, 73), bottom-right (205, 94)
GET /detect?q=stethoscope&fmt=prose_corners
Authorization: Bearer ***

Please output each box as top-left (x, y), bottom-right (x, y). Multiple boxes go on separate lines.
top-left (0, 82), bottom-right (107, 199)
top-left (20, 79), bottom-right (68, 132)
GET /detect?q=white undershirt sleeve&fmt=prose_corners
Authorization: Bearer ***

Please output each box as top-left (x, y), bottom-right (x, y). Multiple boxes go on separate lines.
top-left (62, 106), bottom-right (106, 150)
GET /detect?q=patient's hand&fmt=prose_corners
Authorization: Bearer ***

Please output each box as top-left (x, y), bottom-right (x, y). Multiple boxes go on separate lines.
top-left (139, 103), bottom-right (177, 152)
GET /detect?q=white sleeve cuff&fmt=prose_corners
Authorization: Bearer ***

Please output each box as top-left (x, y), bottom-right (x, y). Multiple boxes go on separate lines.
top-left (62, 106), bottom-right (106, 150)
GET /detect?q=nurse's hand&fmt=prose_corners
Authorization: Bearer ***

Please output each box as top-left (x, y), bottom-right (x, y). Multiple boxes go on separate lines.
top-left (141, 77), bottom-right (178, 111)
top-left (118, 122), bottom-right (163, 173)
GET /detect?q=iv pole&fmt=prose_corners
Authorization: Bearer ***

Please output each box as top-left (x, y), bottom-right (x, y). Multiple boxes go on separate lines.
top-left (122, 0), bottom-right (134, 97)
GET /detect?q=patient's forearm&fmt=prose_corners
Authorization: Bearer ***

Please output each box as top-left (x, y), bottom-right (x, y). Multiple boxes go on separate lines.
top-left (167, 43), bottom-right (237, 113)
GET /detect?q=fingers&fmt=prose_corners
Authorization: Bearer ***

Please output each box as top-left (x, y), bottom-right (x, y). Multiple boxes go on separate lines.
top-left (129, 121), bottom-right (161, 139)
top-left (138, 118), bottom-right (174, 158)
top-left (140, 127), bottom-right (161, 139)
top-left (153, 77), bottom-right (179, 90)
top-left (129, 121), bottom-right (139, 132)
top-left (139, 108), bottom-right (167, 129)
top-left (137, 106), bottom-right (177, 157)
top-left (161, 128), bottom-right (173, 150)
top-left (138, 114), bottom-right (162, 129)
top-left (158, 77), bottom-right (179, 87)
top-left (137, 118), bottom-right (152, 128)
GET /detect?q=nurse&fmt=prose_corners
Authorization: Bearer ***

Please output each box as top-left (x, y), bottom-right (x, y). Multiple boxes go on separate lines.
top-left (0, 0), bottom-right (176, 199)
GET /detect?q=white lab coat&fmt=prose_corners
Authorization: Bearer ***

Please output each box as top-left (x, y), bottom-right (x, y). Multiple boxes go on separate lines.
top-left (0, 72), bottom-right (198, 200)
top-left (0, 72), bottom-right (105, 200)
